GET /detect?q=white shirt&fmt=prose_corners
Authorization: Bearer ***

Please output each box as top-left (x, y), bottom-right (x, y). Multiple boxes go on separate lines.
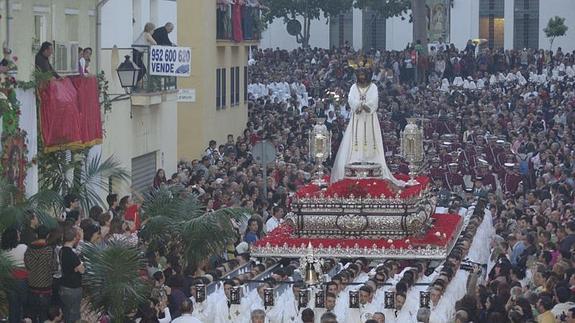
top-left (171, 313), bottom-right (203, 323)
top-left (265, 217), bottom-right (282, 233)
top-left (7, 244), bottom-right (27, 267)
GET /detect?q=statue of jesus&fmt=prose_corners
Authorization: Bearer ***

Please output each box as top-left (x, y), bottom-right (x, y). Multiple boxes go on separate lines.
top-left (330, 57), bottom-right (405, 187)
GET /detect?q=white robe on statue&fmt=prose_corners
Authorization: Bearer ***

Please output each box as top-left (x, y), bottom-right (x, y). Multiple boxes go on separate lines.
top-left (330, 83), bottom-right (404, 186)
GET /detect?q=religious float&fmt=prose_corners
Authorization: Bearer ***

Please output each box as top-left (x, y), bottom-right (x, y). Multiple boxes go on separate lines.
top-left (253, 57), bottom-right (464, 262)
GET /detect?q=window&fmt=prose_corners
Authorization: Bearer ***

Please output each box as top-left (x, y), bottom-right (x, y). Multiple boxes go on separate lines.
top-left (362, 9), bottom-right (386, 51)
top-left (231, 67), bottom-right (236, 106)
top-left (216, 68), bottom-right (227, 109)
top-left (329, 10), bottom-right (353, 49)
top-left (513, 0), bottom-right (539, 49)
top-left (216, 69), bottom-right (221, 108)
top-left (34, 15), bottom-right (47, 43)
top-left (234, 66), bottom-right (240, 105)
top-left (70, 43), bottom-right (79, 71)
top-left (479, 0), bottom-right (504, 49)
top-left (244, 66), bottom-right (248, 102)
top-left (221, 68), bottom-right (226, 108)
top-left (65, 14), bottom-right (79, 42)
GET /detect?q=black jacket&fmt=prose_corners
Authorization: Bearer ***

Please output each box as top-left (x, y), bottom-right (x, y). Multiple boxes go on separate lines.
top-left (152, 27), bottom-right (173, 46)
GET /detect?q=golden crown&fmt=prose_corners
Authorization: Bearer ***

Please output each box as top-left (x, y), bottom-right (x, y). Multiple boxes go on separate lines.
top-left (348, 56), bottom-right (373, 70)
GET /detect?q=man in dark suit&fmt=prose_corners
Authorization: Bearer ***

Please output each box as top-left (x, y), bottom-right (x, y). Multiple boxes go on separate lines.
top-left (152, 22), bottom-right (175, 46)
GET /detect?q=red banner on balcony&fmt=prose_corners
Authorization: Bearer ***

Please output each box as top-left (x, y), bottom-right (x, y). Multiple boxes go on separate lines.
top-left (39, 76), bottom-right (102, 153)
top-left (70, 76), bottom-right (103, 146)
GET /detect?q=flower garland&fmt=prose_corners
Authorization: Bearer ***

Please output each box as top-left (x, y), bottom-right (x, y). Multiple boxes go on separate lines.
top-left (0, 88), bottom-right (30, 196)
top-left (1, 128), bottom-right (29, 195)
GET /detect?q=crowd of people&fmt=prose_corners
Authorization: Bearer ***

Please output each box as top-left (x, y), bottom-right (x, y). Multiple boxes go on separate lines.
top-left (3, 40), bottom-right (575, 322)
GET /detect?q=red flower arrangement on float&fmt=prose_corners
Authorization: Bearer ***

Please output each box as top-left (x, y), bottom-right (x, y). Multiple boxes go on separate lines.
top-left (296, 174), bottom-right (430, 199)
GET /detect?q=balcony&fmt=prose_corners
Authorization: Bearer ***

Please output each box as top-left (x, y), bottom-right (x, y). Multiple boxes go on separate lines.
top-left (216, 5), bottom-right (262, 42)
top-left (131, 45), bottom-right (178, 94)
top-left (101, 47), bottom-right (177, 108)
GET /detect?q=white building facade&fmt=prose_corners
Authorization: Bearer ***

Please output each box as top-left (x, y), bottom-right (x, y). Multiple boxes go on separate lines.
top-left (261, 0), bottom-right (575, 52)
top-left (99, 0), bottom-right (178, 195)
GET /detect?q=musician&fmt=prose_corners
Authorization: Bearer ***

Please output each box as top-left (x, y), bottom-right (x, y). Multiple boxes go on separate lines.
top-left (443, 163), bottom-right (464, 192)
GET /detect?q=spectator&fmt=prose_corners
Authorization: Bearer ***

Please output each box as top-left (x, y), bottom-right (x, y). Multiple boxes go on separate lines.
top-left (152, 22), bottom-right (175, 46)
top-left (251, 309), bottom-right (266, 323)
top-left (153, 168), bottom-right (167, 189)
top-left (24, 225), bottom-right (56, 323)
top-left (106, 193), bottom-right (119, 219)
top-left (78, 47), bottom-right (92, 76)
top-left (35, 41), bottom-right (60, 78)
top-left (265, 206), bottom-right (284, 233)
top-left (59, 226), bottom-right (84, 323)
top-left (171, 299), bottom-right (202, 322)
top-left (20, 211), bottom-right (39, 245)
top-left (1, 226), bottom-right (28, 322)
top-left (133, 22), bottom-right (157, 83)
top-left (0, 47), bottom-right (17, 74)
top-left (243, 217), bottom-right (262, 244)
top-left (45, 305), bottom-right (64, 323)
top-left (536, 294), bottom-right (556, 323)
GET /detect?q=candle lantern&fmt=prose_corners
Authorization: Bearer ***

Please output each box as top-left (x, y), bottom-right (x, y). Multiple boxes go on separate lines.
top-left (309, 118), bottom-right (331, 186)
top-left (401, 118), bottom-right (424, 185)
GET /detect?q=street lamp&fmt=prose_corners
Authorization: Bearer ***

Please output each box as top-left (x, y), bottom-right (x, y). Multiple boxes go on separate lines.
top-left (116, 55), bottom-right (139, 93)
top-left (114, 55), bottom-right (140, 118)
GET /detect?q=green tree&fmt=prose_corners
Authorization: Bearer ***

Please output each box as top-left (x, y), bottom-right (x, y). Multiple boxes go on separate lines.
top-left (262, 0), bottom-right (355, 48)
top-left (82, 239), bottom-right (149, 323)
top-left (39, 153), bottom-right (129, 213)
top-left (544, 16), bottom-right (568, 50)
top-left (140, 186), bottom-right (250, 267)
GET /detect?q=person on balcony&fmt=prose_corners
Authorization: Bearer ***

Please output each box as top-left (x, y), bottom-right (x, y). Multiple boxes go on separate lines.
top-left (0, 47), bottom-right (18, 75)
top-left (35, 41), bottom-right (60, 79)
top-left (133, 22), bottom-right (157, 84)
top-left (78, 47), bottom-right (92, 76)
top-left (153, 22), bottom-right (175, 46)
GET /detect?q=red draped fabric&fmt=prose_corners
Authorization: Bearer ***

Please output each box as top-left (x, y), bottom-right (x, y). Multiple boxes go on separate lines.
top-left (39, 76), bottom-right (103, 152)
top-left (39, 78), bottom-right (83, 152)
top-left (70, 76), bottom-right (103, 146)
top-left (232, 3), bottom-right (243, 42)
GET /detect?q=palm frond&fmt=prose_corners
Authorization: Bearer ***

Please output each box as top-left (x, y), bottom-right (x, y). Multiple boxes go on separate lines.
top-left (26, 189), bottom-right (63, 229)
top-left (38, 150), bottom-right (75, 194)
top-left (75, 154), bottom-right (129, 211)
top-left (140, 185), bottom-right (253, 266)
top-left (0, 205), bottom-right (26, 234)
top-left (82, 239), bottom-right (149, 321)
top-left (178, 207), bottom-right (250, 266)
top-left (0, 250), bottom-right (16, 316)
top-left (140, 186), bottom-right (184, 220)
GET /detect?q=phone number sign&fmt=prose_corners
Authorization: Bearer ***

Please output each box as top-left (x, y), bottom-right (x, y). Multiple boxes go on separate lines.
top-left (150, 46), bottom-right (191, 77)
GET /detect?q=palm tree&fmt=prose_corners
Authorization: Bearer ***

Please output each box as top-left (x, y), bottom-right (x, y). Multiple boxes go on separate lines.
top-left (39, 153), bottom-right (129, 212)
top-left (140, 186), bottom-right (250, 267)
top-left (0, 250), bottom-right (15, 317)
top-left (82, 239), bottom-right (149, 323)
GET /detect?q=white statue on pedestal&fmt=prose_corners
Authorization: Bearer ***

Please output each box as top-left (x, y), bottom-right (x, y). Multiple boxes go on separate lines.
top-left (330, 57), bottom-right (405, 187)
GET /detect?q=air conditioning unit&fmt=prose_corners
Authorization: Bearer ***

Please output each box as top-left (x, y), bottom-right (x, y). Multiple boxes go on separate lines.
top-left (53, 42), bottom-right (68, 72)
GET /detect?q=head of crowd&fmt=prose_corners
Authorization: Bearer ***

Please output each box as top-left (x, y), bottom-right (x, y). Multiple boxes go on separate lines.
top-left (3, 41), bottom-right (575, 322)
